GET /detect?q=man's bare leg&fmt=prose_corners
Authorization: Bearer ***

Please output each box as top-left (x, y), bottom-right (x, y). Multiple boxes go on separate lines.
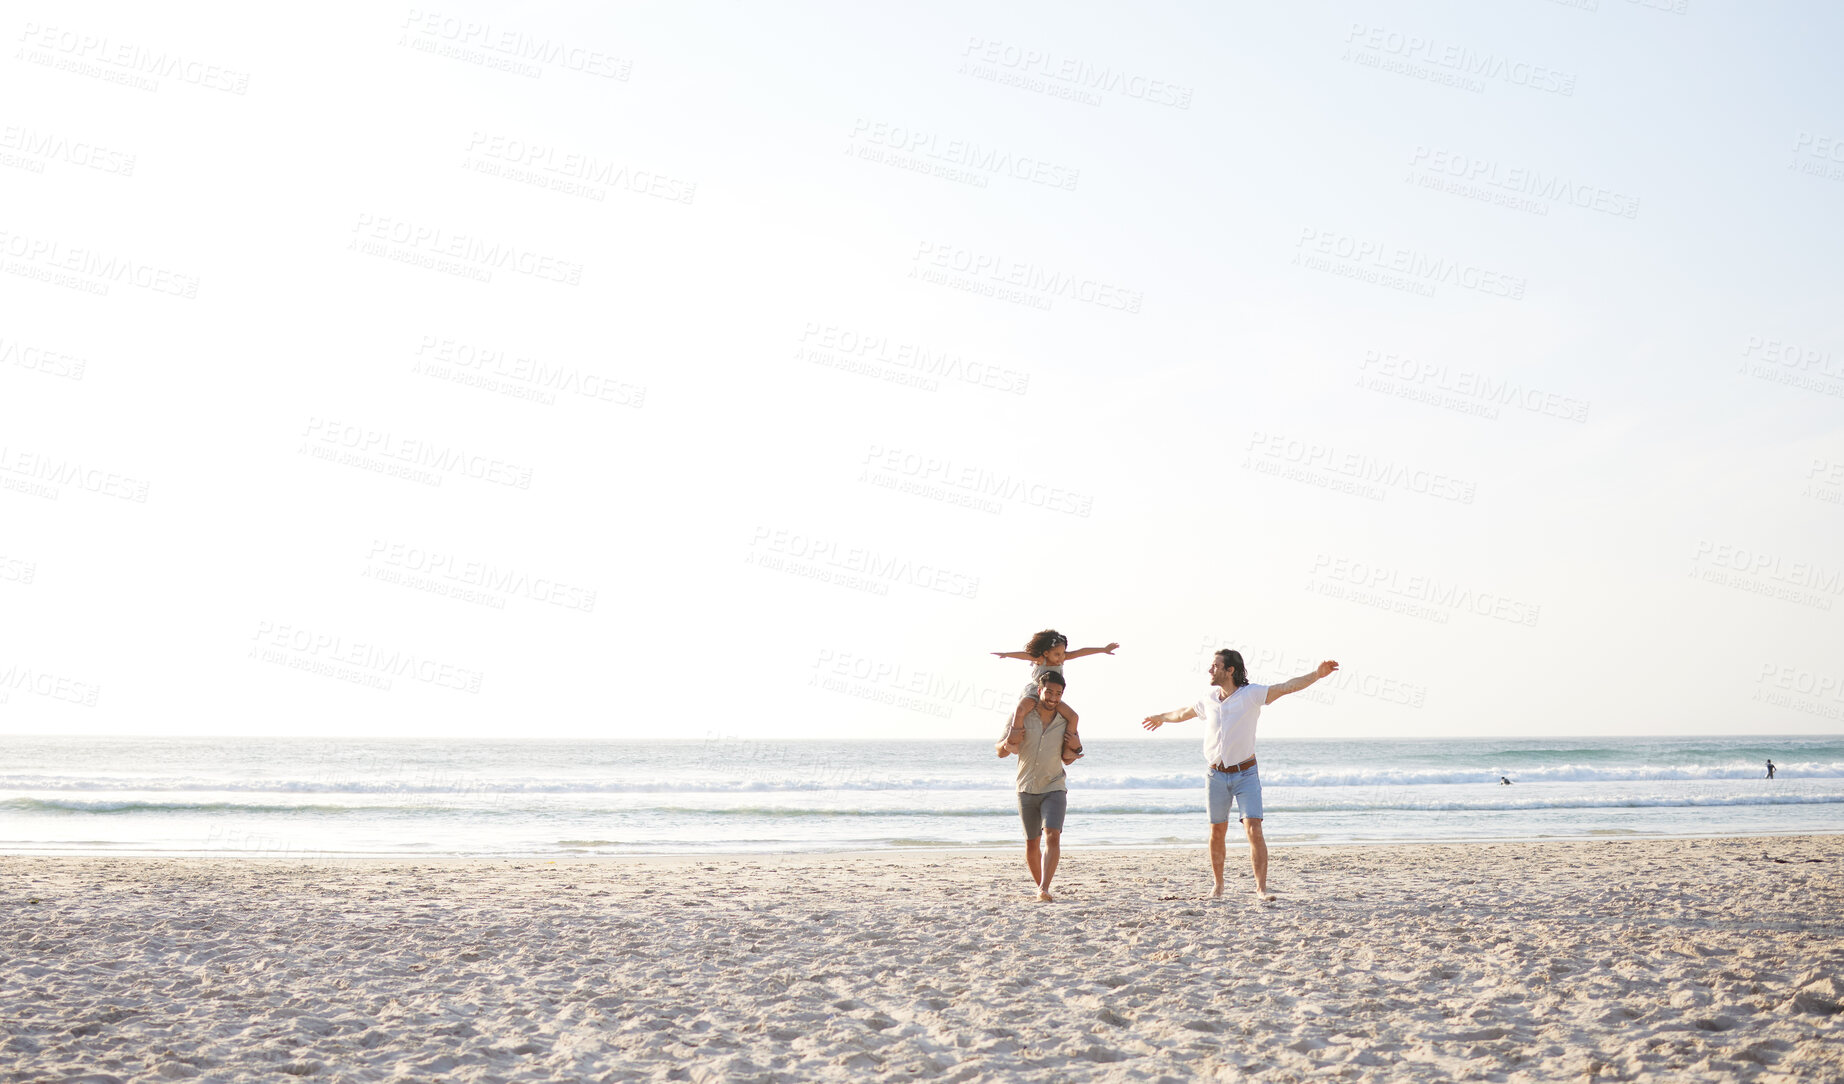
top-left (1208, 821), bottom-right (1228, 898)
top-left (1037, 829), bottom-right (1061, 901)
top-left (1024, 837), bottom-right (1043, 893)
top-left (1245, 818), bottom-right (1275, 901)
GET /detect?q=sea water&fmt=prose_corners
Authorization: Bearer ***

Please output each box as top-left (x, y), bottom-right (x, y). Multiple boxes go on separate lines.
top-left (1, 735), bottom-right (1838, 857)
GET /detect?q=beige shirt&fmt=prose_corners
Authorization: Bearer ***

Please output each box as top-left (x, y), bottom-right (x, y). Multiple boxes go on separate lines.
top-left (1004, 704), bottom-right (1068, 794)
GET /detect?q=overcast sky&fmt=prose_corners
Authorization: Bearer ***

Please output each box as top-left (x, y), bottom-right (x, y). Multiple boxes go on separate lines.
top-left (3, 0), bottom-right (1841, 741)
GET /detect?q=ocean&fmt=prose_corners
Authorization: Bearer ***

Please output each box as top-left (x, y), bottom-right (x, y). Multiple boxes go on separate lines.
top-left (1, 735), bottom-right (1839, 858)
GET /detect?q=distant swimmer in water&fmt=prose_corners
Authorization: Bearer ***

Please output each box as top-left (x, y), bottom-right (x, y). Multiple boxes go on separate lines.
top-left (1767, 759), bottom-right (1776, 780)
top-left (1499, 776), bottom-right (1512, 785)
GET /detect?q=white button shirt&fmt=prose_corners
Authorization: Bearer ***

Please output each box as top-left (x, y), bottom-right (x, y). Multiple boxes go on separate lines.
top-left (1195, 683), bottom-right (1269, 766)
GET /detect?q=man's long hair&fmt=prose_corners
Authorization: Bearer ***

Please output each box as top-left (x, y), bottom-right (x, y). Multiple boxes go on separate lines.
top-left (1215, 649), bottom-right (1250, 688)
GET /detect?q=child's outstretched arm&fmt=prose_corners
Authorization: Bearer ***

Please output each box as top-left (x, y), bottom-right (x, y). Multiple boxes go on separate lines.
top-left (990, 651), bottom-right (1035, 660)
top-left (996, 698), bottom-right (1035, 757)
top-left (1063, 643), bottom-right (1121, 660)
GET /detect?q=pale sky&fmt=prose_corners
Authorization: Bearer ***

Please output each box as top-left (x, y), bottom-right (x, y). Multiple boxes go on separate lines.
top-left (3, 0), bottom-right (1841, 741)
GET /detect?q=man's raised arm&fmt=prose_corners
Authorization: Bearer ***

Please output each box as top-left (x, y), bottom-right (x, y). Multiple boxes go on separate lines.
top-left (1265, 660), bottom-right (1340, 704)
top-left (1140, 706), bottom-right (1198, 731)
top-left (996, 698), bottom-right (1036, 757)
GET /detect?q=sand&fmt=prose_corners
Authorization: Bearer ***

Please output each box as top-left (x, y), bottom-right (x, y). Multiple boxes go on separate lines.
top-left (2, 835), bottom-right (1841, 1083)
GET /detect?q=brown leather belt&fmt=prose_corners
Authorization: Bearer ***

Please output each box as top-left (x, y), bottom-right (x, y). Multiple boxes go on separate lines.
top-left (1212, 755), bottom-right (1257, 774)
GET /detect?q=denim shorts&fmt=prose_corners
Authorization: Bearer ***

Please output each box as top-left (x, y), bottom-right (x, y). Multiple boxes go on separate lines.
top-left (1207, 766), bottom-right (1263, 823)
top-left (1018, 790), bottom-right (1068, 839)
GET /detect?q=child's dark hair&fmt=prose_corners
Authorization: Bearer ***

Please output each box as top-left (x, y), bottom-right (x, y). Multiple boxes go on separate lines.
top-left (1025, 629), bottom-right (1068, 657)
top-left (1036, 671), bottom-right (1066, 688)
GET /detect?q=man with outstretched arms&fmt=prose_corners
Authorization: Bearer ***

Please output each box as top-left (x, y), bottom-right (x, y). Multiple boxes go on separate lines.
top-left (1141, 649), bottom-right (1339, 901)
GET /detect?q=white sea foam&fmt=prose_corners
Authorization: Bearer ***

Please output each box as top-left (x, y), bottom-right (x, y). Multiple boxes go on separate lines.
top-left (2, 736), bottom-right (1840, 855)
top-left (3, 761), bottom-right (1837, 795)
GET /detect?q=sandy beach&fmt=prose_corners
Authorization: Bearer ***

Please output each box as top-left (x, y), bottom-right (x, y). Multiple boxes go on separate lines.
top-left (3, 835), bottom-right (1840, 1083)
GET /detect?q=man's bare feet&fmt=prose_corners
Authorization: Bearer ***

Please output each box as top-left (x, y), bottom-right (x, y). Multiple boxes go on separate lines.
top-left (1253, 886), bottom-right (1277, 903)
top-left (1209, 882), bottom-right (1224, 899)
top-left (1037, 888), bottom-right (1055, 902)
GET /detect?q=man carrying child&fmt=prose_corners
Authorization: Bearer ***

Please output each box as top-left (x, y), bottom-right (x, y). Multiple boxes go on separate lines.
top-left (991, 630), bottom-right (1119, 901)
top-left (996, 671), bottom-right (1080, 901)
top-left (991, 629), bottom-right (1119, 761)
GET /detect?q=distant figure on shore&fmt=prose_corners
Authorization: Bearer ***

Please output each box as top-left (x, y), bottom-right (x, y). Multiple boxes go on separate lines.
top-left (1500, 776), bottom-right (1512, 786)
top-left (997, 671), bottom-right (1080, 902)
top-left (1141, 649), bottom-right (1339, 902)
top-left (1767, 759), bottom-right (1776, 780)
